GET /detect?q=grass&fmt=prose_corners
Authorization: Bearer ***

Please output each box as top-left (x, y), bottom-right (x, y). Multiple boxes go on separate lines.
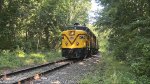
top-left (0, 49), bottom-right (62, 74)
top-left (79, 52), bottom-right (150, 84)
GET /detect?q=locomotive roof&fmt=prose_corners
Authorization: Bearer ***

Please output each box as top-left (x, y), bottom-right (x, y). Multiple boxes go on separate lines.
top-left (65, 26), bottom-right (96, 38)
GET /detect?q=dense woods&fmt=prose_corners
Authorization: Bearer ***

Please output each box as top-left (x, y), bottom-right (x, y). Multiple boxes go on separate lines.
top-left (0, 0), bottom-right (91, 51)
top-left (0, 0), bottom-right (150, 83)
top-left (96, 0), bottom-right (150, 80)
top-left (0, 0), bottom-right (91, 73)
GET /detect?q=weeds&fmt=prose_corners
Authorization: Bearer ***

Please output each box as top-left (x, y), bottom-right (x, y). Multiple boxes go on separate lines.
top-left (80, 53), bottom-right (150, 84)
top-left (0, 50), bottom-right (62, 74)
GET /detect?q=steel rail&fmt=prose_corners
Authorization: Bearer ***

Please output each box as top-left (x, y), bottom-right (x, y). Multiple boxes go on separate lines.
top-left (0, 58), bottom-right (70, 83)
top-left (13, 62), bottom-right (70, 84)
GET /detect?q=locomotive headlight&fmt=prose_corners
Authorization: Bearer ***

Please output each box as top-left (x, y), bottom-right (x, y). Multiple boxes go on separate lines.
top-left (84, 42), bottom-right (86, 46)
top-left (79, 35), bottom-right (85, 39)
top-left (69, 31), bottom-right (75, 36)
top-left (76, 42), bottom-right (79, 46)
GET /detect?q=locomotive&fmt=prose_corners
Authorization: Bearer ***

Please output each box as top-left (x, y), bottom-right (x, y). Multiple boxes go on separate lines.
top-left (61, 23), bottom-right (99, 59)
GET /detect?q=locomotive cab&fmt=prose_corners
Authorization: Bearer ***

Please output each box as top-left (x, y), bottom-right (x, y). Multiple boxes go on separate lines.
top-left (61, 24), bottom-right (98, 59)
top-left (61, 29), bottom-right (88, 58)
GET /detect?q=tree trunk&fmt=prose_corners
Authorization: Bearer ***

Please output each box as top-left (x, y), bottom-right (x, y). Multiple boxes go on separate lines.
top-left (0, 0), bottom-right (3, 12)
top-left (44, 27), bottom-right (50, 49)
top-left (25, 28), bottom-right (28, 41)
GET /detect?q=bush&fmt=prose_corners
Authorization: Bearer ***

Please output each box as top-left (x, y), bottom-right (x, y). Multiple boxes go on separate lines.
top-left (108, 20), bottom-right (150, 77)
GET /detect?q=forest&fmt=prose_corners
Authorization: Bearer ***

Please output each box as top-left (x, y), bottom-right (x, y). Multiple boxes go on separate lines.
top-left (91, 0), bottom-right (150, 83)
top-left (0, 0), bottom-right (150, 83)
top-left (0, 0), bottom-right (91, 73)
top-left (0, 0), bottom-right (90, 51)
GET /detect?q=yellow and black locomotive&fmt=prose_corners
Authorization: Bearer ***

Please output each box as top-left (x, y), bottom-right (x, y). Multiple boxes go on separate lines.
top-left (61, 23), bottom-right (99, 58)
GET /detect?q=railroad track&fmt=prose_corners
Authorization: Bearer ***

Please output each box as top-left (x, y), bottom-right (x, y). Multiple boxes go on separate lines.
top-left (0, 58), bottom-right (76, 84)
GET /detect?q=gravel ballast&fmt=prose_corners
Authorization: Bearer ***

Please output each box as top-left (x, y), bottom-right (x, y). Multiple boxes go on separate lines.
top-left (33, 54), bottom-right (101, 84)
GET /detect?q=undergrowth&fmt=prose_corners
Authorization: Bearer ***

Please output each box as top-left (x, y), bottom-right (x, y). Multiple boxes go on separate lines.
top-left (0, 49), bottom-right (62, 74)
top-left (80, 29), bottom-right (150, 84)
top-left (80, 53), bottom-right (150, 84)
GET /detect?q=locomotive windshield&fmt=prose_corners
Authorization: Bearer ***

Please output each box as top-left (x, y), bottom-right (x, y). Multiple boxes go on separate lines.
top-left (64, 26), bottom-right (95, 38)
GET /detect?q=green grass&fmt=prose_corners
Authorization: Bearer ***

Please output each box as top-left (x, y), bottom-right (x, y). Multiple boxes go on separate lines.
top-left (0, 50), bottom-right (62, 74)
top-left (79, 53), bottom-right (150, 84)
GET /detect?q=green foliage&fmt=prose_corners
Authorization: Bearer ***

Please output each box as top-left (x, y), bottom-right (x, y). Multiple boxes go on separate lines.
top-left (0, 0), bottom-right (91, 74)
top-left (0, 0), bottom-right (91, 51)
top-left (0, 50), bottom-right (62, 74)
top-left (80, 53), bottom-right (150, 84)
top-left (95, 0), bottom-right (150, 78)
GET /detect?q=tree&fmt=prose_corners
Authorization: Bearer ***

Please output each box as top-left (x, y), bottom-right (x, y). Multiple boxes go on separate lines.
top-left (96, 0), bottom-right (150, 76)
top-left (0, 0), bottom-right (91, 51)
